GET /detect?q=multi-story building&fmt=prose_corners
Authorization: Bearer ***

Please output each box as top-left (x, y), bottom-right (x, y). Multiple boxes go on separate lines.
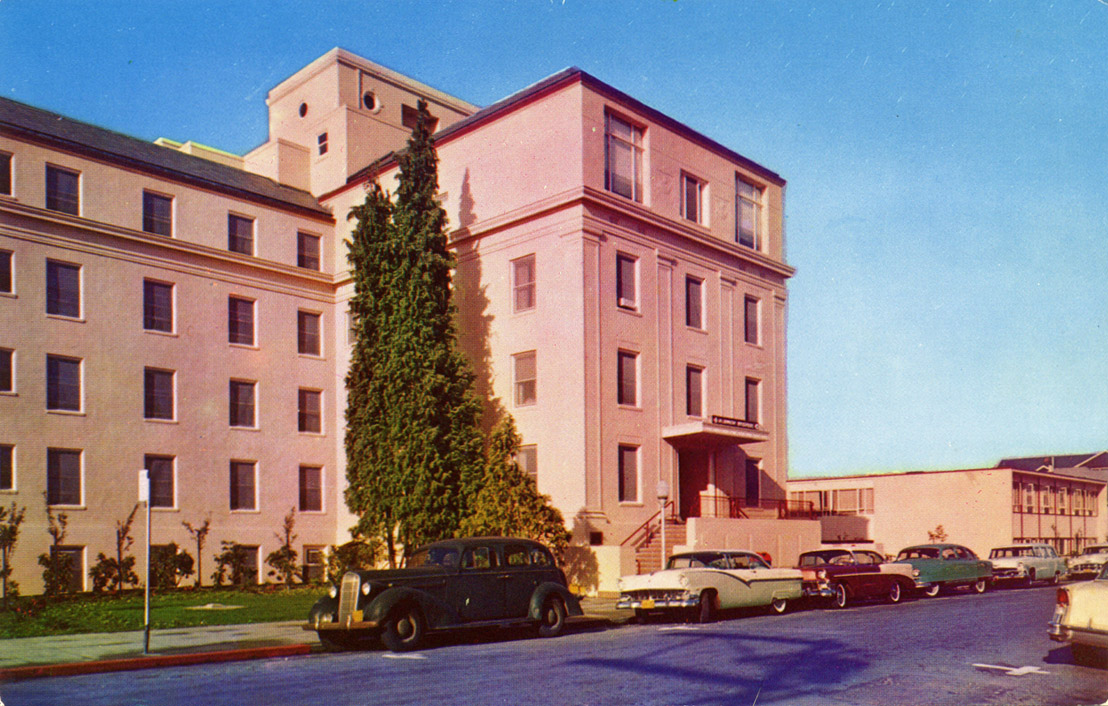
top-left (1, 48), bottom-right (813, 595)
top-left (788, 454), bottom-right (1107, 559)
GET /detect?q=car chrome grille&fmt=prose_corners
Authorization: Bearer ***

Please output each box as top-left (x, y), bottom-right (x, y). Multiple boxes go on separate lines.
top-left (625, 589), bottom-right (686, 601)
top-left (337, 572), bottom-right (360, 625)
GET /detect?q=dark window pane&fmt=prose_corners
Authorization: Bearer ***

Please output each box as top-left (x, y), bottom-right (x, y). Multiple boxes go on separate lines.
top-left (297, 311), bottom-right (320, 355)
top-left (142, 192), bottom-right (172, 236)
top-left (617, 351), bottom-right (637, 406)
top-left (230, 461), bottom-right (255, 510)
top-left (0, 349), bottom-right (11, 393)
top-left (143, 280), bottom-right (173, 332)
top-left (46, 166), bottom-right (79, 214)
top-left (616, 255), bottom-right (636, 307)
top-left (145, 455), bottom-right (174, 508)
top-left (686, 367), bottom-right (702, 417)
top-left (46, 260), bottom-right (80, 317)
top-left (0, 153), bottom-right (11, 196)
top-left (0, 444), bottom-right (12, 490)
top-left (686, 278), bottom-right (702, 328)
top-left (229, 380), bottom-right (255, 427)
top-left (744, 297), bottom-right (759, 344)
top-left (144, 368), bottom-right (174, 420)
top-left (47, 448), bottom-right (81, 505)
top-left (298, 389), bottom-right (321, 432)
top-left (297, 232), bottom-right (320, 270)
top-left (46, 355), bottom-right (80, 411)
top-left (228, 297), bottom-right (254, 345)
top-left (228, 215), bottom-right (254, 255)
top-left (618, 446), bottom-right (638, 503)
top-left (745, 378), bottom-right (760, 423)
top-left (0, 250), bottom-right (11, 293)
top-left (299, 466), bottom-right (322, 511)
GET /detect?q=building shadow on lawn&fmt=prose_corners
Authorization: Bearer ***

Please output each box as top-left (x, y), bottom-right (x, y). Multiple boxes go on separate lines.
top-left (567, 630), bottom-right (870, 705)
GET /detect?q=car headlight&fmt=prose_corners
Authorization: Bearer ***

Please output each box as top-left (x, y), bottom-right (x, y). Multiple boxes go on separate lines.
top-left (912, 569), bottom-right (920, 578)
top-left (328, 585), bottom-right (338, 599)
top-left (362, 582), bottom-right (372, 596)
top-left (817, 570), bottom-right (827, 581)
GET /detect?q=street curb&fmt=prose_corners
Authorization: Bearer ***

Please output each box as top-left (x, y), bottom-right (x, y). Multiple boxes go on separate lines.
top-left (0, 643), bottom-right (313, 682)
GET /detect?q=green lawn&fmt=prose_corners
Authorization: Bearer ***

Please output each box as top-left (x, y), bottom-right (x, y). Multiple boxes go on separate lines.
top-left (0, 586), bottom-right (327, 639)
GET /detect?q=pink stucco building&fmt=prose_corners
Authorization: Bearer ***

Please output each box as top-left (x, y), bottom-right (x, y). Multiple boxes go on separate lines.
top-left (1, 49), bottom-right (817, 594)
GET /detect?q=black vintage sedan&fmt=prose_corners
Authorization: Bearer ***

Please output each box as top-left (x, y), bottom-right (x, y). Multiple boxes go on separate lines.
top-left (305, 537), bottom-right (582, 652)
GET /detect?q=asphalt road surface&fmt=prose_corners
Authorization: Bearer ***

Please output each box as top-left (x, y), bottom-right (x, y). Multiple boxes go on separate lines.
top-left (3, 584), bottom-right (1106, 706)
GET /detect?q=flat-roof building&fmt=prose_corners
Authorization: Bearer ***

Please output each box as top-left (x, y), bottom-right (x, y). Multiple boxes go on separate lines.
top-left (1, 49), bottom-right (813, 595)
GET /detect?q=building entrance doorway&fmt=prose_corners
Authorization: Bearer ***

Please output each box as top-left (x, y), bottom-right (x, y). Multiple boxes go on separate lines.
top-left (677, 449), bottom-right (709, 519)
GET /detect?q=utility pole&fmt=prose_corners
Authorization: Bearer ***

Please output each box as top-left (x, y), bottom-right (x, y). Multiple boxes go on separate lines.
top-left (139, 470), bottom-right (151, 654)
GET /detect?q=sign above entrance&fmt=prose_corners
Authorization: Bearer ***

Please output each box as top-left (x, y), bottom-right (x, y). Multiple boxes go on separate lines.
top-left (711, 415), bottom-right (759, 431)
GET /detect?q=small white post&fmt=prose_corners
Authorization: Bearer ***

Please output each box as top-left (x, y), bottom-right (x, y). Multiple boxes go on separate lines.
top-left (657, 481), bottom-right (670, 572)
top-left (139, 470), bottom-right (151, 654)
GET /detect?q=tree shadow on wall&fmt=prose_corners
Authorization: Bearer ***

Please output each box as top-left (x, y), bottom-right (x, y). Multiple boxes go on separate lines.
top-left (563, 511), bottom-right (601, 594)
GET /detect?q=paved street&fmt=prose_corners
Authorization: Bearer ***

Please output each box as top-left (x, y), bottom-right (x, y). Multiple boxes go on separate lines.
top-left (2, 585), bottom-right (1105, 706)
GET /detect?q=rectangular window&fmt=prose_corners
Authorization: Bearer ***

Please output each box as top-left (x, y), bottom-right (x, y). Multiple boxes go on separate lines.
top-left (861, 487), bottom-right (875, 513)
top-left (0, 348), bottom-right (12, 393)
top-left (299, 465), bottom-right (322, 512)
top-left (604, 113), bottom-right (643, 202)
top-left (682, 173), bottom-right (704, 224)
top-left (0, 444), bottom-right (13, 490)
top-left (228, 296), bottom-right (255, 345)
top-left (144, 455), bottom-right (175, 508)
top-left (297, 232), bottom-right (321, 270)
top-left (685, 277), bottom-right (703, 329)
top-left (229, 380), bottom-right (256, 428)
top-left (513, 351), bottom-right (537, 407)
top-left (744, 296), bottom-right (759, 345)
top-left (0, 152), bottom-right (11, 195)
top-left (617, 350), bottom-right (638, 406)
top-left (303, 545), bottom-right (326, 582)
top-left (512, 255), bottom-right (536, 313)
top-left (46, 260), bottom-right (81, 318)
top-left (47, 448), bottom-right (81, 505)
top-left (736, 176), bottom-right (764, 250)
top-left (297, 311), bottom-right (321, 356)
top-left (618, 445), bottom-right (639, 503)
top-left (298, 389), bottom-right (322, 433)
top-left (144, 368), bottom-right (175, 420)
top-left (1059, 487), bottom-right (1069, 515)
top-left (51, 546), bottom-right (85, 593)
top-left (616, 253), bottom-right (637, 309)
top-left (143, 280), bottom-right (174, 332)
top-left (46, 355), bottom-right (81, 411)
top-left (0, 250), bottom-right (11, 293)
top-left (686, 366), bottom-right (703, 417)
top-left (317, 133), bottom-right (328, 156)
top-left (46, 165), bottom-right (79, 215)
top-left (229, 460), bottom-right (256, 511)
top-left (745, 377), bottom-right (760, 424)
top-left (228, 214), bottom-right (254, 255)
top-left (142, 191), bottom-right (173, 236)
top-left (516, 445), bottom-right (537, 484)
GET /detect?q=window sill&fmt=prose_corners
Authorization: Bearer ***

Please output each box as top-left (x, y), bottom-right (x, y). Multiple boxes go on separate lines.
top-left (46, 314), bottom-right (86, 324)
top-left (0, 391), bottom-right (17, 397)
top-left (144, 329), bottom-right (179, 338)
top-left (618, 501), bottom-right (644, 508)
top-left (47, 409), bottom-right (85, 417)
top-left (145, 418), bottom-right (178, 425)
top-left (297, 353), bottom-right (325, 361)
top-left (0, 292), bottom-right (16, 300)
top-left (230, 509), bottom-right (260, 514)
top-left (687, 326), bottom-right (708, 336)
top-left (616, 305), bottom-right (643, 318)
top-left (298, 430), bottom-right (326, 437)
top-left (229, 342), bottom-right (259, 351)
top-left (617, 404), bottom-right (643, 412)
top-left (47, 504), bottom-right (86, 511)
top-left (298, 509), bottom-right (326, 515)
top-left (152, 507), bottom-right (180, 513)
top-left (230, 425), bottom-right (260, 432)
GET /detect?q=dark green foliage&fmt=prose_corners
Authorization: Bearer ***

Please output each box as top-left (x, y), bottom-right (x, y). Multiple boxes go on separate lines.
top-left (89, 553), bottom-right (138, 593)
top-left (37, 503), bottom-right (71, 596)
top-left (461, 415), bottom-right (571, 561)
top-left (344, 99), bottom-right (486, 566)
top-left (151, 543), bottom-right (195, 589)
top-left (326, 539), bottom-right (381, 581)
top-left (266, 508), bottom-right (299, 587)
top-left (212, 541), bottom-right (257, 587)
top-left (0, 502), bottom-right (26, 607)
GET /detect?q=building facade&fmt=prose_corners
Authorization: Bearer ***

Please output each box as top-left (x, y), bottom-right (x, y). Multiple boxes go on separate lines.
top-left (788, 456), bottom-right (1108, 560)
top-left (1, 49), bottom-right (808, 595)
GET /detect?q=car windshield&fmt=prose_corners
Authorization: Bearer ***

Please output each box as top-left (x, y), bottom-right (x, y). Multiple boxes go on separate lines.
top-left (667, 552), bottom-right (727, 569)
top-left (405, 546), bottom-right (460, 569)
top-left (898, 547), bottom-right (940, 560)
top-left (799, 551), bottom-right (852, 567)
top-left (990, 547), bottom-right (1035, 559)
top-left (1081, 546), bottom-right (1108, 556)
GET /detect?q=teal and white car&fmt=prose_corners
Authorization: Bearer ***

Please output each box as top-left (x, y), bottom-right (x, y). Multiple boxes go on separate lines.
top-left (1067, 544), bottom-right (1108, 580)
top-left (617, 550), bottom-right (803, 622)
top-left (891, 544), bottom-right (993, 597)
top-left (988, 543), bottom-right (1066, 586)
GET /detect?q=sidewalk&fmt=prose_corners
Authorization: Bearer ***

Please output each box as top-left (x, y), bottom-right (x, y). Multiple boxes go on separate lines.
top-left (0, 596), bottom-right (625, 681)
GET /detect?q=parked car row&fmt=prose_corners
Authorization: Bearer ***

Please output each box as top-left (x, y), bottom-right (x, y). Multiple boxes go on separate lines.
top-left (301, 535), bottom-right (1106, 668)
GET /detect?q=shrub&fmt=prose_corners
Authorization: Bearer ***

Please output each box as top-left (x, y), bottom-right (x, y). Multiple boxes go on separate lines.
top-left (151, 543), bottom-right (195, 589)
top-left (212, 541), bottom-right (256, 587)
top-left (89, 553), bottom-right (138, 593)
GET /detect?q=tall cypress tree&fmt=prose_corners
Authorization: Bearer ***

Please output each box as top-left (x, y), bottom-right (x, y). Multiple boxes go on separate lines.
top-left (345, 100), bottom-right (485, 567)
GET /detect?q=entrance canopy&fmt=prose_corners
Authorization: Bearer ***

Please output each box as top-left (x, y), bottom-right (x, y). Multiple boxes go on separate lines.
top-left (662, 415), bottom-right (768, 448)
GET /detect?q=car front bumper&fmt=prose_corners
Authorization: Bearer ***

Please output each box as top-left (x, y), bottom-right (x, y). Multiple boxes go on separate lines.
top-left (802, 584), bottom-right (835, 599)
top-left (616, 594), bottom-right (698, 611)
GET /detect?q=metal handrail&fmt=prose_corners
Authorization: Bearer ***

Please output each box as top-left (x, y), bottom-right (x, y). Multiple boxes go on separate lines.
top-left (620, 500), bottom-right (676, 547)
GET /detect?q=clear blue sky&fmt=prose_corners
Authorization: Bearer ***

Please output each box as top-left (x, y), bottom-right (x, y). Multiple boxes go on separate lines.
top-left (4, 1), bottom-right (1105, 478)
